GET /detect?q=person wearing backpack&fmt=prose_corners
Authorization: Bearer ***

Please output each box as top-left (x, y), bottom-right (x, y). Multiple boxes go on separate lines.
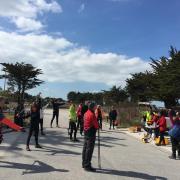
top-left (169, 112), bottom-right (180, 159)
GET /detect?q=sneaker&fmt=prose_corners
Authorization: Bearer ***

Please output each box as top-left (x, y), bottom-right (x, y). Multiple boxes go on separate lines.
top-left (56, 125), bottom-right (60, 128)
top-left (169, 155), bottom-right (176, 160)
top-left (26, 146), bottom-right (31, 151)
top-left (35, 144), bottom-right (42, 148)
top-left (84, 166), bottom-right (96, 172)
top-left (156, 144), bottom-right (161, 146)
top-left (74, 139), bottom-right (80, 142)
top-left (41, 132), bottom-right (46, 136)
top-left (50, 124), bottom-right (53, 128)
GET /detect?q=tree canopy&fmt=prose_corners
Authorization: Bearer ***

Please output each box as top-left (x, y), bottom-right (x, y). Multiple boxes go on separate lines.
top-left (0, 62), bottom-right (44, 105)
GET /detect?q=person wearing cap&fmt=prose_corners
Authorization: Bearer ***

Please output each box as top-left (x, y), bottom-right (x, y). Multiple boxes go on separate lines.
top-left (82, 102), bottom-right (99, 172)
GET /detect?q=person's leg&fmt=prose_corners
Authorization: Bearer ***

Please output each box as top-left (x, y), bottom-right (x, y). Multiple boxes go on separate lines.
top-left (80, 119), bottom-right (84, 135)
top-left (56, 112), bottom-right (59, 127)
top-left (100, 118), bottom-right (102, 130)
top-left (177, 141), bottom-right (180, 158)
top-left (26, 126), bottom-right (33, 150)
top-left (84, 136), bottom-right (96, 168)
top-left (109, 119), bottom-right (112, 129)
top-left (113, 120), bottom-right (115, 129)
top-left (159, 131), bottom-right (165, 145)
top-left (77, 117), bottom-right (80, 130)
top-left (73, 122), bottom-right (78, 141)
top-left (51, 113), bottom-right (56, 127)
top-left (69, 122), bottom-right (73, 140)
top-left (170, 136), bottom-right (177, 158)
top-left (34, 126), bottom-right (41, 148)
top-left (154, 128), bottom-right (159, 139)
top-left (82, 135), bottom-right (88, 168)
top-left (39, 119), bottom-right (44, 135)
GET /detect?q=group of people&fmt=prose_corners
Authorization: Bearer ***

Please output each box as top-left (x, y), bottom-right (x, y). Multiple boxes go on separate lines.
top-left (143, 109), bottom-right (180, 159)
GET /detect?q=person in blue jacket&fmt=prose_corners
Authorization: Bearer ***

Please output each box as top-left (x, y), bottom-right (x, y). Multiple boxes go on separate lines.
top-left (169, 112), bottom-right (180, 159)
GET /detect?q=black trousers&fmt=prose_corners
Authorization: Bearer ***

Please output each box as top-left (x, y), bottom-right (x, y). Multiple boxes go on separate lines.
top-left (98, 118), bottom-right (102, 130)
top-left (69, 121), bottom-right (77, 140)
top-left (171, 136), bottom-right (180, 157)
top-left (26, 125), bottom-right (39, 146)
top-left (77, 116), bottom-right (83, 135)
top-left (110, 119), bottom-right (115, 129)
top-left (159, 131), bottom-right (165, 145)
top-left (82, 128), bottom-right (96, 168)
top-left (39, 118), bottom-right (44, 132)
top-left (51, 112), bottom-right (59, 126)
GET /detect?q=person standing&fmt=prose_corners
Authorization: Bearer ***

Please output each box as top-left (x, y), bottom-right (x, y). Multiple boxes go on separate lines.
top-left (50, 99), bottom-right (64, 128)
top-left (69, 102), bottom-right (78, 141)
top-left (109, 106), bottom-right (117, 130)
top-left (156, 110), bottom-right (167, 146)
top-left (26, 103), bottom-right (42, 151)
top-left (82, 102), bottom-right (99, 172)
top-left (14, 103), bottom-right (25, 128)
top-left (77, 103), bottom-right (83, 133)
top-left (95, 105), bottom-right (103, 130)
top-left (36, 93), bottom-right (45, 135)
top-left (169, 112), bottom-right (180, 159)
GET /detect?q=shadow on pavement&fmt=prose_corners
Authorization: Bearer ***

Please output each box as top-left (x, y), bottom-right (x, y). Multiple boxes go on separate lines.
top-left (96, 168), bottom-right (167, 180)
top-left (35, 145), bottom-right (81, 156)
top-left (0, 160), bottom-right (69, 175)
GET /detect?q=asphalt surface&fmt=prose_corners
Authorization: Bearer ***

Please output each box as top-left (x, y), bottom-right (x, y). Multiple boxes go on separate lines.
top-left (0, 109), bottom-right (180, 180)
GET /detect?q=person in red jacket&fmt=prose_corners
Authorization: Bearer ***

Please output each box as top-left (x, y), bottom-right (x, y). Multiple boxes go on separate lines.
top-left (82, 102), bottom-right (99, 172)
top-left (157, 110), bottom-right (167, 146)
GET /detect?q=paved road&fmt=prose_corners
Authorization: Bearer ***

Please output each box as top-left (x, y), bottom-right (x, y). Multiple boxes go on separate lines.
top-left (0, 109), bottom-right (180, 180)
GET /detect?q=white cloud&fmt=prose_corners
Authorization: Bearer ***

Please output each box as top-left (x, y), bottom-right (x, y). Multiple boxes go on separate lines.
top-left (78, 4), bottom-right (85, 13)
top-left (12, 17), bottom-right (44, 32)
top-left (0, 0), bottom-right (62, 32)
top-left (0, 31), bottom-right (150, 87)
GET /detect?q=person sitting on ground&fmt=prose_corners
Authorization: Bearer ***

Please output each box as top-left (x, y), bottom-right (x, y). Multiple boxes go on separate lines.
top-left (69, 102), bottom-right (78, 142)
top-left (156, 110), bottom-right (167, 146)
top-left (168, 112), bottom-right (180, 160)
top-left (109, 106), bottom-right (117, 130)
top-left (26, 103), bottom-right (42, 151)
top-left (95, 105), bottom-right (103, 130)
top-left (82, 102), bottom-right (99, 172)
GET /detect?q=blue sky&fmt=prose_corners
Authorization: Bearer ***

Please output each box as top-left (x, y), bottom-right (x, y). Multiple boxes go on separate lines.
top-left (0, 0), bottom-right (180, 99)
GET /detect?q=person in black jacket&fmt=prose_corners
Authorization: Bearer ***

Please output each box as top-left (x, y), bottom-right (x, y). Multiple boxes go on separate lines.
top-left (26, 103), bottom-right (42, 151)
top-left (109, 106), bottom-right (117, 130)
top-left (50, 99), bottom-right (64, 128)
top-left (14, 103), bottom-right (25, 127)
